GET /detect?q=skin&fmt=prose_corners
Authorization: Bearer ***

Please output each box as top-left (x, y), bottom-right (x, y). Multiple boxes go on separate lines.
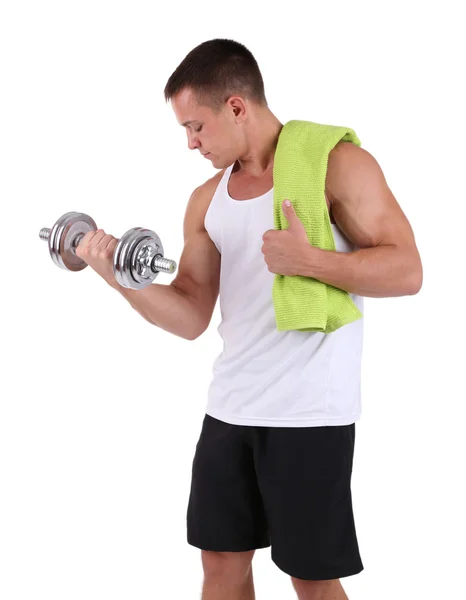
top-left (78, 86), bottom-right (422, 300)
top-left (75, 87), bottom-right (423, 598)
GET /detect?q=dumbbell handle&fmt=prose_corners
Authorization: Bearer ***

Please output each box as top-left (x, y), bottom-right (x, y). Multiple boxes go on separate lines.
top-left (39, 227), bottom-right (176, 275)
top-left (39, 227), bottom-right (86, 249)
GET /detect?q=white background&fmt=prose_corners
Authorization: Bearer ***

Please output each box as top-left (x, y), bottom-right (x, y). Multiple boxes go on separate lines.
top-left (0, 1), bottom-right (464, 599)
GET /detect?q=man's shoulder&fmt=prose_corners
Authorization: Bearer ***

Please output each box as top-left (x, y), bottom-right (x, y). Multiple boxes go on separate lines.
top-left (326, 141), bottom-right (376, 203)
top-left (329, 140), bottom-right (364, 160)
top-left (197, 168), bottom-right (226, 196)
top-left (189, 168), bottom-right (226, 208)
top-left (185, 168), bottom-right (227, 231)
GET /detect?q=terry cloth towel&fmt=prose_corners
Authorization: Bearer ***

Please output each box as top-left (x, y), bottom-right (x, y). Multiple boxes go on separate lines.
top-left (272, 119), bottom-right (364, 333)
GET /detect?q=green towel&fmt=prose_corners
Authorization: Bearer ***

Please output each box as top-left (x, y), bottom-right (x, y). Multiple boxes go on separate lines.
top-left (272, 119), bottom-right (364, 333)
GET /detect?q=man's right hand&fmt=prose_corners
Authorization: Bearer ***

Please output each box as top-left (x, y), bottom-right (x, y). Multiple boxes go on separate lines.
top-left (76, 229), bottom-right (119, 288)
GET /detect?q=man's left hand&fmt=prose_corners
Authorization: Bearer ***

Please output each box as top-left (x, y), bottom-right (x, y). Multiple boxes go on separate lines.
top-left (261, 199), bottom-right (312, 276)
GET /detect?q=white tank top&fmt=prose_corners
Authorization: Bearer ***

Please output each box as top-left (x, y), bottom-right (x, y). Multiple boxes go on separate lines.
top-left (204, 163), bottom-right (364, 427)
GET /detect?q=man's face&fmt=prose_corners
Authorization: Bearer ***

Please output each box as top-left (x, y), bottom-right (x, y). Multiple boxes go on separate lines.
top-left (171, 88), bottom-right (242, 169)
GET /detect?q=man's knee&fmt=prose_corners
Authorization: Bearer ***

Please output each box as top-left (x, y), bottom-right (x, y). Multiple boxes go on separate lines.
top-left (201, 550), bottom-right (255, 583)
top-left (291, 577), bottom-right (345, 599)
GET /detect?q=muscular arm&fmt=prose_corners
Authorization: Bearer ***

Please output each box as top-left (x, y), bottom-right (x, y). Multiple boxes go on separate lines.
top-left (113, 180), bottom-right (220, 339)
top-left (299, 142), bottom-right (423, 298)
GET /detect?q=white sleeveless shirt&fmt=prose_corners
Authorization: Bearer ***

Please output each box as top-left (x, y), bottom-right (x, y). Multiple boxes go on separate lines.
top-left (203, 163), bottom-right (364, 427)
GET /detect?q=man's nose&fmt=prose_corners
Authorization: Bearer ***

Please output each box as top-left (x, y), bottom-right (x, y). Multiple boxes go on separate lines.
top-left (187, 131), bottom-right (200, 150)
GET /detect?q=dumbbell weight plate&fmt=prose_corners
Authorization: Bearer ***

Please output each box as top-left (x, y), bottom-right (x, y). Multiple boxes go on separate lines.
top-left (113, 227), bottom-right (164, 289)
top-left (49, 212), bottom-right (97, 271)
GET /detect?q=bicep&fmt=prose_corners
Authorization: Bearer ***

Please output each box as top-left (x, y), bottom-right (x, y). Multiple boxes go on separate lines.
top-left (328, 143), bottom-right (418, 251)
top-left (174, 229), bottom-right (220, 308)
top-left (171, 187), bottom-right (220, 320)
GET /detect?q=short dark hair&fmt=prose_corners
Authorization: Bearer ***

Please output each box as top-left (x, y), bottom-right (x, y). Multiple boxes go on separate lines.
top-left (164, 38), bottom-right (267, 112)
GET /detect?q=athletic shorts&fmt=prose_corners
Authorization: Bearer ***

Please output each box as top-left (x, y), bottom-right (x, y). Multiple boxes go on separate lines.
top-left (186, 414), bottom-right (364, 581)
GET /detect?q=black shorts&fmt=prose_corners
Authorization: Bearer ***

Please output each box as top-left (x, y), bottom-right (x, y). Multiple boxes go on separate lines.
top-left (187, 414), bottom-right (364, 581)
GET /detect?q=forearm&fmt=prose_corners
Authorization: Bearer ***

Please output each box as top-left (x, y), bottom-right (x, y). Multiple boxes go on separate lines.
top-left (300, 244), bottom-right (423, 298)
top-left (110, 280), bottom-right (205, 340)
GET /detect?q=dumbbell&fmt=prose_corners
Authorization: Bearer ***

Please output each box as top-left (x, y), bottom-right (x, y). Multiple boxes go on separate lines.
top-left (39, 211), bottom-right (177, 290)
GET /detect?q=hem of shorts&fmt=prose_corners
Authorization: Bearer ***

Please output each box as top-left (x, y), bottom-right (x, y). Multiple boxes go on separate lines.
top-left (272, 556), bottom-right (364, 580)
top-left (187, 537), bottom-right (271, 552)
top-left (204, 410), bottom-right (362, 428)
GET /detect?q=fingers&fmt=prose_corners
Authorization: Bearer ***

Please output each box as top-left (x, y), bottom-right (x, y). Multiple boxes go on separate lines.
top-left (105, 238), bottom-right (119, 255)
top-left (76, 229), bottom-right (117, 259)
top-left (282, 199), bottom-right (298, 222)
top-left (75, 230), bottom-right (98, 258)
top-left (107, 237), bottom-right (119, 249)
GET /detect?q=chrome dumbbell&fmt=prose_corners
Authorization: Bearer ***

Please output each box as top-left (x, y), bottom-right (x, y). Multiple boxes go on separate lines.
top-left (39, 211), bottom-right (177, 290)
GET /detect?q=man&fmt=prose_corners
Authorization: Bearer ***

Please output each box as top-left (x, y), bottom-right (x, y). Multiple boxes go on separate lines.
top-left (76, 39), bottom-right (422, 600)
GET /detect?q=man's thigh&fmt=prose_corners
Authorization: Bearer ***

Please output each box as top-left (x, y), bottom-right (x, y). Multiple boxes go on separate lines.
top-left (187, 414), bottom-right (271, 552)
top-left (252, 423), bottom-right (363, 581)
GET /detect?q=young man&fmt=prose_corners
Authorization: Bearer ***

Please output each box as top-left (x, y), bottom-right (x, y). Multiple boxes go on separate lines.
top-left (77, 39), bottom-right (422, 600)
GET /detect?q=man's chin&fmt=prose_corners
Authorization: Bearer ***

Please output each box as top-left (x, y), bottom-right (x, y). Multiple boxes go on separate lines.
top-left (207, 155), bottom-right (230, 170)
top-left (209, 156), bottom-right (225, 168)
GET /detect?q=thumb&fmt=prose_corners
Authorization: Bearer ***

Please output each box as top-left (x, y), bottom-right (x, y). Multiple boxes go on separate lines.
top-left (282, 199), bottom-right (306, 234)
